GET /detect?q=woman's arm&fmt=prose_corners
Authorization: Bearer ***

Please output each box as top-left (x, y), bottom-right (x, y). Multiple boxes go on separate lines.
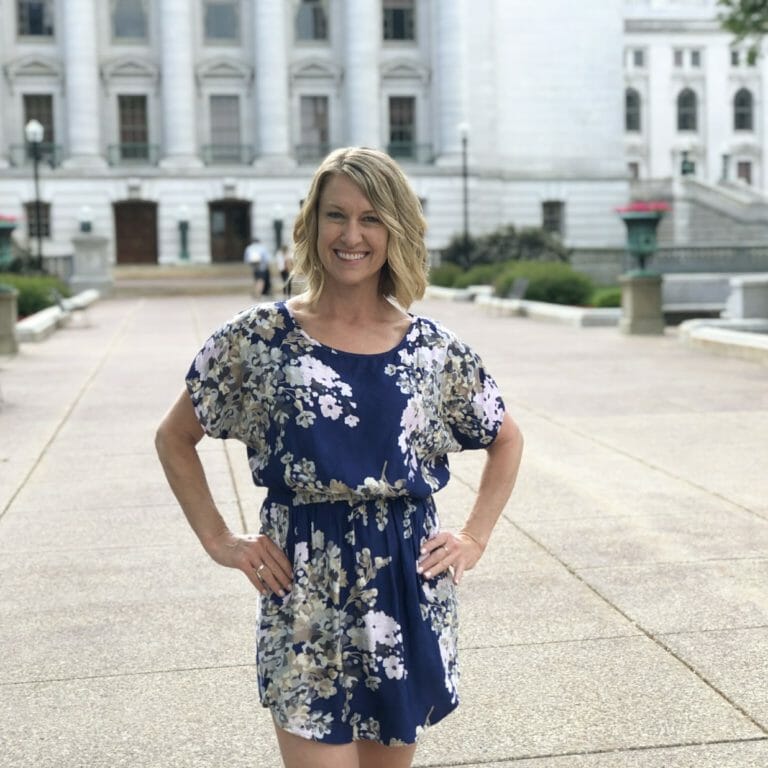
top-left (155, 389), bottom-right (292, 596)
top-left (418, 412), bottom-right (524, 584)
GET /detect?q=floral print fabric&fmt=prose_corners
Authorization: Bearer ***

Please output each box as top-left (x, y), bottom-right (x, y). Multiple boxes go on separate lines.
top-left (186, 301), bottom-right (505, 745)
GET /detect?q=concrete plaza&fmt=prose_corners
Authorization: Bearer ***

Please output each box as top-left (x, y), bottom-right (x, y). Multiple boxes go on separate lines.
top-left (1, 292), bottom-right (767, 767)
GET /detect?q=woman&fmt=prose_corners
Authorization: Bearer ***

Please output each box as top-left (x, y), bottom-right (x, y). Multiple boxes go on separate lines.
top-left (156, 147), bottom-right (523, 768)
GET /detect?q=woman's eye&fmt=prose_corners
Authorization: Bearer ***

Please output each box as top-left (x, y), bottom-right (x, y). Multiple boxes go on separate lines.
top-left (326, 211), bottom-right (343, 220)
top-left (363, 216), bottom-right (381, 224)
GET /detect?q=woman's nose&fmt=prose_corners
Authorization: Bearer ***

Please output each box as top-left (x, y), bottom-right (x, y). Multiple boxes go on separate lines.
top-left (340, 219), bottom-right (362, 244)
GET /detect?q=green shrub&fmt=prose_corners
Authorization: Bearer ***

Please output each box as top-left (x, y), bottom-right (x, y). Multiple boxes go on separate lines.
top-left (590, 286), bottom-right (622, 308)
top-left (453, 262), bottom-right (507, 289)
top-left (442, 224), bottom-right (570, 267)
top-left (0, 273), bottom-right (69, 317)
top-left (494, 261), bottom-right (593, 305)
top-left (428, 262), bottom-right (463, 287)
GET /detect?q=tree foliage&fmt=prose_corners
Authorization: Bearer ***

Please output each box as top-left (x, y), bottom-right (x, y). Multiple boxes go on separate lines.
top-left (718, 0), bottom-right (768, 56)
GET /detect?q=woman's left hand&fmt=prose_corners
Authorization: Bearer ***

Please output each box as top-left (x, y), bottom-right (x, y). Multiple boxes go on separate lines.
top-left (417, 530), bottom-right (485, 585)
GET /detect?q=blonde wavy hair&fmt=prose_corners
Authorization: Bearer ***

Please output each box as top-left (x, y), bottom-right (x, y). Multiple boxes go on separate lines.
top-left (292, 147), bottom-right (429, 309)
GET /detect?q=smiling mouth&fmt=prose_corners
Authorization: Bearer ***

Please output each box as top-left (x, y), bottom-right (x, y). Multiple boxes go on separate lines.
top-left (335, 250), bottom-right (368, 261)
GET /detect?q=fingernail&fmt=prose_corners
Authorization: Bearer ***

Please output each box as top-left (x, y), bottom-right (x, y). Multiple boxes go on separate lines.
top-left (416, 566), bottom-right (423, 574)
top-left (278, 590), bottom-right (286, 597)
top-left (420, 547), bottom-right (426, 554)
top-left (424, 570), bottom-right (431, 578)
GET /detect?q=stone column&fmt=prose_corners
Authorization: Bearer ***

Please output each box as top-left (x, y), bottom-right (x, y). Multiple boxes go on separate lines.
top-left (342, 0), bottom-right (380, 147)
top-left (62, 0), bottom-right (105, 167)
top-left (254, 0), bottom-right (291, 165)
top-left (433, 0), bottom-right (466, 160)
top-left (159, 0), bottom-right (200, 166)
top-left (0, 78), bottom-right (8, 168)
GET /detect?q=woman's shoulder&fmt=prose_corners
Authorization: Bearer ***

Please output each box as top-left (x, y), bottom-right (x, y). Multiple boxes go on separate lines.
top-left (408, 313), bottom-right (462, 348)
top-left (221, 301), bottom-right (290, 341)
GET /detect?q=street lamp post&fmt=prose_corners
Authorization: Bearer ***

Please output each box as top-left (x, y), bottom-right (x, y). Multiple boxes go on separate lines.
top-left (272, 205), bottom-right (285, 251)
top-left (24, 119), bottom-right (44, 271)
top-left (458, 122), bottom-right (470, 269)
top-left (176, 206), bottom-right (190, 261)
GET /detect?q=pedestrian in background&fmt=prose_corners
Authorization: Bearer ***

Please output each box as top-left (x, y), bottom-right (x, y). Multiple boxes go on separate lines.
top-left (155, 147), bottom-right (524, 768)
top-left (275, 244), bottom-right (294, 297)
top-left (244, 236), bottom-right (272, 297)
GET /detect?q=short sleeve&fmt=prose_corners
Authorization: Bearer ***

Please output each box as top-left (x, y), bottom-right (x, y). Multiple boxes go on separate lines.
top-left (440, 339), bottom-right (505, 450)
top-left (185, 322), bottom-right (247, 441)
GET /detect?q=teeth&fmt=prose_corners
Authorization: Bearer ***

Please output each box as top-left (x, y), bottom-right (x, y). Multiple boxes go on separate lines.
top-left (336, 251), bottom-right (367, 261)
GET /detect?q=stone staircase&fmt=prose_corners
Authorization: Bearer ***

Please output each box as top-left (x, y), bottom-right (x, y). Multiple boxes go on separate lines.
top-left (113, 263), bottom-right (253, 296)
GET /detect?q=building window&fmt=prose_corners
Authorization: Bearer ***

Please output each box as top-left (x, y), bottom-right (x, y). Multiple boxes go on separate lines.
top-left (25, 200), bottom-right (51, 238)
top-left (625, 88), bottom-right (641, 132)
top-left (734, 88), bottom-right (754, 131)
top-left (388, 96), bottom-right (415, 158)
top-left (731, 49), bottom-right (740, 67)
top-left (17, 0), bottom-right (54, 36)
top-left (383, 0), bottom-right (415, 41)
top-left (295, 0), bottom-right (328, 41)
top-left (23, 94), bottom-right (55, 144)
top-left (542, 201), bottom-right (565, 238)
top-left (118, 94), bottom-right (149, 159)
top-left (209, 95), bottom-right (241, 162)
top-left (677, 88), bottom-right (697, 131)
top-left (632, 48), bottom-right (645, 68)
top-left (737, 161), bottom-right (753, 184)
top-left (204, 0), bottom-right (239, 41)
top-left (673, 49), bottom-right (683, 68)
top-left (690, 49), bottom-right (701, 67)
top-left (299, 95), bottom-right (329, 161)
top-left (628, 162), bottom-right (640, 180)
top-left (113, 0), bottom-right (148, 39)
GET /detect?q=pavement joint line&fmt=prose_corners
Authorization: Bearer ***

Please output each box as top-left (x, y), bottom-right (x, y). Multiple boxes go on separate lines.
top-left (451, 474), bottom-right (768, 736)
top-left (0, 661), bottom-right (255, 688)
top-left (511, 399), bottom-right (766, 524)
top-left (413, 736), bottom-right (768, 767)
top-left (459, 632), bottom-right (644, 653)
top-left (0, 300), bottom-right (143, 526)
top-left (657, 623), bottom-right (768, 638)
top-left (576, 554), bottom-right (768, 572)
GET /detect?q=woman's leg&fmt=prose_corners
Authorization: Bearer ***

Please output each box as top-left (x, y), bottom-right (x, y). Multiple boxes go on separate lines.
top-left (274, 724), bottom-right (359, 768)
top-left (356, 740), bottom-right (418, 768)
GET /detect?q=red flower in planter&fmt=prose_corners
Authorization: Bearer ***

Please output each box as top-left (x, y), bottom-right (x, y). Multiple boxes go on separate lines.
top-left (615, 201), bottom-right (670, 214)
top-left (0, 215), bottom-right (17, 223)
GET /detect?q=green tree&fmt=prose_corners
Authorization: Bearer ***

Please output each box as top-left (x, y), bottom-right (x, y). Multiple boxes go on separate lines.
top-left (718, 0), bottom-right (768, 58)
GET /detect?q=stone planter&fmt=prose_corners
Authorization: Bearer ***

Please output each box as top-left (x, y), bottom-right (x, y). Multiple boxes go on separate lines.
top-left (619, 273), bottom-right (665, 335)
top-left (0, 285), bottom-right (19, 355)
top-left (0, 219), bottom-right (17, 269)
top-left (616, 202), bottom-right (669, 335)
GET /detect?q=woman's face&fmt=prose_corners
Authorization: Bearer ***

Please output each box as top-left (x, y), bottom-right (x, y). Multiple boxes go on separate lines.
top-left (315, 173), bottom-right (389, 294)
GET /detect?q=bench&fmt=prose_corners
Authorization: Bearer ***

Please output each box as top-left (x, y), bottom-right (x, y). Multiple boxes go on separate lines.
top-left (50, 288), bottom-right (99, 326)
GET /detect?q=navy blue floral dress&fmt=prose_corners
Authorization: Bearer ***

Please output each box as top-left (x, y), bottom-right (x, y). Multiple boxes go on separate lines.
top-left (186, 301), bottom-right (504, 746)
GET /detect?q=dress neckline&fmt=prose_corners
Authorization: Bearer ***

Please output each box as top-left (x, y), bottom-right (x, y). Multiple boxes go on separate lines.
top-left (277, 301), bottom-right (415, 358)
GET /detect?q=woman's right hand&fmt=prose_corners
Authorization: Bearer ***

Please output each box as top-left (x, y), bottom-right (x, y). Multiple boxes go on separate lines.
top-left (205, 530), bottom-right (293, 597)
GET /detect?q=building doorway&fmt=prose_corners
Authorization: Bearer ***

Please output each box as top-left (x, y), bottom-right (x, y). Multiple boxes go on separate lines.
top-left (114, 201), bottom-right (158, 263)
top-left (209, 200), bottom-right (251, 262)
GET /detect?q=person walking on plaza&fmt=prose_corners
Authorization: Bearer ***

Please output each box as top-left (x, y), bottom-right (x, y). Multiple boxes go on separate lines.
top-left (155, 147), bottom-right (524, 768)
top-left (244, 236), bottom-right (272, 297)
top-left (275, 244), bottom-right (294, 297)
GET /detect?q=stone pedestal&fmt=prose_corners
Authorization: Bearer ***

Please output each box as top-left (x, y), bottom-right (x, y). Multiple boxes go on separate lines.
top-left (0, 286), bottom-right (19, 355)
top-left (724, 275), bottom-right (768, 319)
top-left (70, 234), bottom-right (113, 295)
top-left (619, 273), bottom-right (665, 335)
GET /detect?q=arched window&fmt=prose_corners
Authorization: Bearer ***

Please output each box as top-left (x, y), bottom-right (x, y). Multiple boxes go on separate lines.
top-left (734, 88), bottom-right (754, 131)
top-left (625, 88), bottom-right (641, 132)
top-left (677, 88), bottom-right (697, 131)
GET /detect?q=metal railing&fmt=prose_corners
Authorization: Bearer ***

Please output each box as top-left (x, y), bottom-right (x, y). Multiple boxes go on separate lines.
top-left (201, 144), bottom-right (256, 165)
top-left (386, 142), bottom-right (435, 164)
top-left (8, 143), bottom-right (65, 168)
top-left (106, 143), bottom-right (160, 166)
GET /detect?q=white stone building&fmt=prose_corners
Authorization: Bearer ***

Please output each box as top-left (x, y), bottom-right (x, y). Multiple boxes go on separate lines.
top-left (0, 0), bottom-right (633, 267)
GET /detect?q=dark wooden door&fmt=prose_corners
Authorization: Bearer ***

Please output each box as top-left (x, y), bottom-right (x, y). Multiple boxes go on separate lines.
top-left (114, 201), bottom-right (158, 264)
top-left (209, 200), bottom-right (251, 263)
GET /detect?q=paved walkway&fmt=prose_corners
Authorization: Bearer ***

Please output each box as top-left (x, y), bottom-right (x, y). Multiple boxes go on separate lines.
top-left (1, 292), bottom-right (767, 767)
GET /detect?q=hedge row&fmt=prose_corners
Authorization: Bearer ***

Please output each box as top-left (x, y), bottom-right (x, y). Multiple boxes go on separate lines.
top-left (0, 273), bottom-right (69, 317)
top-left (429, 260), bottom-right (621, 308)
